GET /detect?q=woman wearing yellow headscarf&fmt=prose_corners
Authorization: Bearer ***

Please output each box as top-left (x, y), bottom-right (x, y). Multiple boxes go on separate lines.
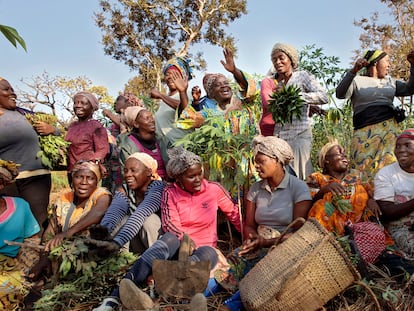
top-left (336, 49), bottom-right (414, 183)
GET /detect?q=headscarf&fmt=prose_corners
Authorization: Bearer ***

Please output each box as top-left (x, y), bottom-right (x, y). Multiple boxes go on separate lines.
top-left (252, 135), bottom-right (294, 165)
top-left (271, 42), bottom-right (299, 69)
top-left (203, 73), bottom-right (227, 97)
top-left (122, 92), bottom-right (144, 107)
top-left (0, 159), bottom-right (20, 186)
top-left (71, 160), bottom-right (101, 181)
top-left (123, 106), bottom-right (147, 129)
top-left (317, 139), bottom-right (340, 169)
top-left (363, 50), bottom-right (387, 67)
top-left (163, 56), bottom-right (194, 81)
top-left (127, 152), bottom-right (160, 180)
top-left (397, 128), bottom-right (414, 141)
top-left (166, 146), bottom-right (202, 179)
top-left (73, 91), bottom-right (99, 111)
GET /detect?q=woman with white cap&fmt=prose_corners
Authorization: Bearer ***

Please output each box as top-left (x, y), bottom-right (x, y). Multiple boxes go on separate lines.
top-left (90, 152), bottom-right (166, 254)
top-left (222, 43), bottom-right (328, 180)
top-left (260, 42), bottom-right (328, 180)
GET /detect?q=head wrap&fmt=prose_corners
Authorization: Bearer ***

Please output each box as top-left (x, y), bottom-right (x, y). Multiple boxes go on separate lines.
top-left (252, 135), bottom-right (294, 165)
top-left (203, 73), bottom-right (227, 97)
top-left (163, 57), bottom-right (194, 81)
top-left (166, 146), bottom-right (202, 179)
top-left (72, 160), bottom-right (101, 181)
top-left (122, 92), bottom-right (144, 107)
top-left (127, 152), bottom-right (160, 180)
top-left (0, 159), bottom-right (20, 186)
top-left (271, 43), bottom-right (299, 69)
top-left (73, 91), bottom-right (99, 111)
top-left (318, 139), bottom-right (340, 169)
top-left (397, 128), bottom-right (414, 141)
top-left (123, 106), bottom-right (147, 129)
top-left (363, 50), bottom-right (388, 67)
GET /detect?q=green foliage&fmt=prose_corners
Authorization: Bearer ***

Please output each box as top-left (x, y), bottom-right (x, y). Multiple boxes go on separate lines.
top-left (26, 113), bottom-right (70, 170)
top-left (175, 113), bottom-right (257, 196)
top-left (35, 238), bottom-right (137, 310)
top-left (268, 85), bottom-right (305, 125)
top-left (300, 44), bottom-right (344, 103)
top-left (0, 24), bottom-right (26, 51)
top-left (51, 171), bottom-right (69, 193)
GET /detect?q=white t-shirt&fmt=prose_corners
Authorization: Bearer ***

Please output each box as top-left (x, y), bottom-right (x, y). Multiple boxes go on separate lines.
top-left (374, 162), bottom-right (414, 203)
top-left (374, 161), bottom-right (414, 258)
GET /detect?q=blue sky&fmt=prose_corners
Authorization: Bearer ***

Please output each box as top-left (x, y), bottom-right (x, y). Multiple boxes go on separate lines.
top-left (1, 0), bottom-right (389, 100)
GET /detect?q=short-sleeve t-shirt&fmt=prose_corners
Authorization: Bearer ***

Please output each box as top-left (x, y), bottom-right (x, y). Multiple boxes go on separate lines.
top-left (247, 171), bottom-right (311, 232)
top-left (0, 197), bottom-right (40, 257)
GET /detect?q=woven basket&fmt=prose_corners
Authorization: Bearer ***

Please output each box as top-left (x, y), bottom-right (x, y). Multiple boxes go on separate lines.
top-left (239, 218), bottom-right (360, 311)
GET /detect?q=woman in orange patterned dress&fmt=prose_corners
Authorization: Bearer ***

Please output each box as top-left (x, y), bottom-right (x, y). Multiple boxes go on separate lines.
top-left (307, 140), bottom-right (378, 235)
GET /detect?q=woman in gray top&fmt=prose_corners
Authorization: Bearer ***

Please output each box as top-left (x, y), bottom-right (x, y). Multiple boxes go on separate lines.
top-left (335, 49), bottom-right (414, 183)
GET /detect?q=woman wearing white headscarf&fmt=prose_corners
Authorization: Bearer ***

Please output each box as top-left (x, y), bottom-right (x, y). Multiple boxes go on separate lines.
top-left (260, 43), bottom-right (328, 180)
top-left (91, 152), bottom-right (166, 255)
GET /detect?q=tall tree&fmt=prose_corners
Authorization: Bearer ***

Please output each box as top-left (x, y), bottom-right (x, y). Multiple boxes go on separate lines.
top-left (95, 0), bottom-right (247, 92)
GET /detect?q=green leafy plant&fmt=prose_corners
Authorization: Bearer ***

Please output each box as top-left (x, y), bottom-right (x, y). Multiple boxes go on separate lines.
top-left (35, 237), bottom-right (137, 310)
top-left (268, 85), bottom-right (305, 125)
top-left (26, 113), bottom-right (70, 170)
top-left (324, 194), bottom-right (353, 216)
top-left (175, 108), bottom-right (260, 197)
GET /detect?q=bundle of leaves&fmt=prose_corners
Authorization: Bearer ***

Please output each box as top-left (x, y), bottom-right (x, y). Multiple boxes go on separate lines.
top-left (324, 194), bottom-right (353, 216)
top-left (34, 237), bottom-right (137, 311)
top-left (268, 85), bottom-right (305, 125)
top-left (26, 113), bottom-right (70, 170)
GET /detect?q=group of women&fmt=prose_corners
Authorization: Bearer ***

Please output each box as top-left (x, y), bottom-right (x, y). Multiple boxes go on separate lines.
top-left (1, 40), bottom-right (414, 311)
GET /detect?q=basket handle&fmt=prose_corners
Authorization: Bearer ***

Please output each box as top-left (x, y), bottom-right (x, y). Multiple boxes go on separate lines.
top-left (271, 217), bottom-right (306, 249)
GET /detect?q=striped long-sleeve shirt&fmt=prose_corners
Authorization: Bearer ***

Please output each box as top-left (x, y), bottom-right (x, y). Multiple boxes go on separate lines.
top-left (100, 180), bottom-right (166, 246)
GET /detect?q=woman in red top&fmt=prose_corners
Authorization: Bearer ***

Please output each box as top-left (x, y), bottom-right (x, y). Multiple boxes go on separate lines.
top-left (65, 91), bottom-right (109, 184)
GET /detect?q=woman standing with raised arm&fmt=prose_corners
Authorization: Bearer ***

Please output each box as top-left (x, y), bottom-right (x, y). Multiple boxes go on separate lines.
top-left (336, 49), bottom-right (414, 182)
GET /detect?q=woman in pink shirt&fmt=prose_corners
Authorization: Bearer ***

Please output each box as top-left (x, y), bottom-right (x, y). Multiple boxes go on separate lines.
top-left (93, 147), bottom-right (240, 311)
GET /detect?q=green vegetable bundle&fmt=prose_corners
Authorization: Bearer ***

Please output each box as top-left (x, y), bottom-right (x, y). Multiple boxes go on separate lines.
top-left (26, 113), bottom-right (70, 170)
top-left (268, 85), bottom-right (305, 125)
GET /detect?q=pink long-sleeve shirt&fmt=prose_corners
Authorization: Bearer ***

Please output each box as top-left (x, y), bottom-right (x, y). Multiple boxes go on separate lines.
top-left (161, 179), bottom-right (241, 248)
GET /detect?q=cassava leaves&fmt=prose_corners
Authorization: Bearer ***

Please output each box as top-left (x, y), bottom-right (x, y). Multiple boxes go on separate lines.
top-left (268, 84), bottom-right (305, 125)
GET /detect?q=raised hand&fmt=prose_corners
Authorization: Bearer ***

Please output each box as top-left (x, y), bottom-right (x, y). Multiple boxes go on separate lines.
top-left (221, 47), bottom-right (237, 74)
top-left (351, 58), bottom-right (369, 74)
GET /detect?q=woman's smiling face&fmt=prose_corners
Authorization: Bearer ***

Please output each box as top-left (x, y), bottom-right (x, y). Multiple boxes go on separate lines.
top-left (123, 158), bottom-right (152, 191)
top-left (0, 79), bottom-right (17, 110)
